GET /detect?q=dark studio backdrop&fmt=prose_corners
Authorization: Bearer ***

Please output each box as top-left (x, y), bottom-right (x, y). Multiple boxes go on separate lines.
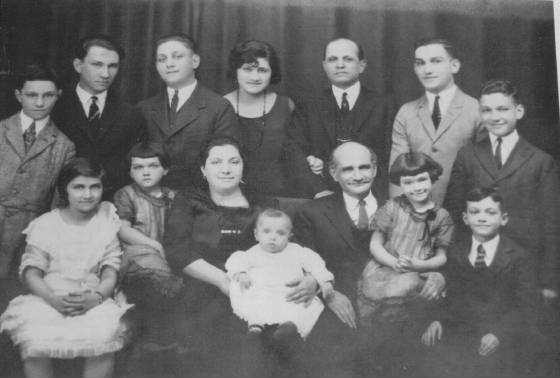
top-left (0, 0), bottom-right (558, 158)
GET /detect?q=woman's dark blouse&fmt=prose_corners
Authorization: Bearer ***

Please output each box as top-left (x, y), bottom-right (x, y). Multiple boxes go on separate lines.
top-left (164, 187), bottom-right (277, 281)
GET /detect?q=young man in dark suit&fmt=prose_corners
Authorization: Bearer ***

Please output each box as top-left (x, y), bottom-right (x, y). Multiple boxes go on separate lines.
top-left (138, 33), bottom-right (238, 190)
top-left (422, 187), bottom-right (539, 378)
top-left (285, 38), bottom-right (394, 199)
top-left (52, 35), bottom-right (146, 201)
top-left (444, 79), bottom-right (560, 304)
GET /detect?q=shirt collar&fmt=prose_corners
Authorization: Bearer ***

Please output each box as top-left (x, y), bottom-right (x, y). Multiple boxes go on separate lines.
top-left (489, 129), bottom-right (519, 147)
top-left (20, 110), bottom-right (49, 134)
top-left (342, 190), bottom-right (375, 209)
top-left (425, 84), bottom-right (457, 115)
top-left (470, 234), bottom-right (500, 266)
top-left (332, 81), bottom-right (361, 109)
top-left (76, 84), bottom-right (107, 114)
top-left (167, 80), bottom-right (198, 108)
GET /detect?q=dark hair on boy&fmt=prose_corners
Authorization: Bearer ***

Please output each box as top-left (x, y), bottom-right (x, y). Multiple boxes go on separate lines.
top-left (323, 38), bottom-right (365, 61)
top-left (15, 64), bottom-right (60, 90)
top-left (127, 141), bottom-right (171, 170)
top-left (155, 33), bottom-right (198, 55)
top-left (56, 157), bottom-right (105, 206)
top-left (227, 40), bottom-right (282, 85)
top-left (74, 34), bottom-right (125, 60)
top-left (389, 152), bottom-right (443, 185)
top-left (414, 37), bottom-right (456, 59)
top-left (480, 79), bottom-right (520, 104)
top-left (465, 187), bottom-right (506, 211)
top-left (198, 135), bottom-right (244, 167)
top-left (256, 208), bottom-right (293, 228)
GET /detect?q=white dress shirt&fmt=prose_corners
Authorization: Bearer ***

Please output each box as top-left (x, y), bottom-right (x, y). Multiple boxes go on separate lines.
top-left (342, 191), bottom-right (378, 227)
top-left (20, 111), bottom-right (48, 135)
top-left (332, 81), bottom-right (361, 111)
top-left (489, 130), bottom-right (519, 166)
top-left (426, 84), bottom-right (457, 119)
top-left (468, 234), bottom-right (500, 267)
top-left (167, 80), bottom-right (197, 111)
top-left (76, 84), bottom-right (107, 117)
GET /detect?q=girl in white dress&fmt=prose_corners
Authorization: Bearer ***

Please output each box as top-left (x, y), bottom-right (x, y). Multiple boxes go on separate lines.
top-left (226, 208), bottom-right (334, 339)
top-left (0, 158), bottom-right (132, 378)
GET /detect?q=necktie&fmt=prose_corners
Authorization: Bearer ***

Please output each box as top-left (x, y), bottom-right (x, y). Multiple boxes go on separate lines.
top-left (23, 121), bottom-right (36, 153)
top-left (169, 89), bottom-right (179, 126)
top-left (357, 199), bottom-right (369, 230)
top-left (341, 92), bottom-right (349, 114)
top-left (474, 244), bottom-right (487, 270)
top-left (431, 95), bottom-right (441, 129)
top-left (495, 137), bottom-right (503, 169)
top-left (88, 96), bottom-right (100, 122)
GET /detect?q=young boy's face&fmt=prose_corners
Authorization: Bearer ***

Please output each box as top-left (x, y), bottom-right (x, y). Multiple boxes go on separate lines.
top-left (463, 197), bottom-right (508, 242)
top-left (254, 215), bottom-right (292, 253)
top-left (15, 80), bottom-right (60, 120)
top-left (480, 92), bottom-right (524, 138)
top-left (130, 156), bottom-right (168, 192)
top-left (413, 43), bottom-right (459, 94)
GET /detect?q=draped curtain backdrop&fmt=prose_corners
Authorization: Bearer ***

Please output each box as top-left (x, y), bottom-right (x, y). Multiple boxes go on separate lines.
top-left (1, 0), bottom-right (558, 157)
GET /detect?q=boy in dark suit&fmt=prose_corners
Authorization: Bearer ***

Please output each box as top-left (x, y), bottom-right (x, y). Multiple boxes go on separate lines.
top-left (444, 79), bottom-right (560, 304)
top-left (422, 187), bottom-right (538, 378)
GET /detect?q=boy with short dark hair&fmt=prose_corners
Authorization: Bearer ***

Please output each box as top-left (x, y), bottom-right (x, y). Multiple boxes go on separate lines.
top-left (422, 187), bottom-right (538, 378)
top-left (444, 79), bottom-right (560, 303)
top-left (0, 64), bottom-right (75, 278)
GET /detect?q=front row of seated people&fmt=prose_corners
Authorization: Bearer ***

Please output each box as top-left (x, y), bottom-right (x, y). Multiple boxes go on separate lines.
top-left (0, 37), bottom-right (557, 378)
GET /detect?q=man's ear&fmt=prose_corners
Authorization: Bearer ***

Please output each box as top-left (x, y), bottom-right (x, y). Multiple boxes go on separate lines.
top-left (73, 58), bottom-right (83, 74)
top-left (515, 104), bottom-right (525, 120)
top-left (358, 59), bottom-right (367, 74)
top-left (500, 212), bottom-right (509, 227)
top-left (192, 54), bottom-right (201, 70)
top-left (462, 212), bottom-right (468, 226)
top-left (14, 89), bottom-right (22, 104)
top-left (450, 58), bottom-right (461, 75)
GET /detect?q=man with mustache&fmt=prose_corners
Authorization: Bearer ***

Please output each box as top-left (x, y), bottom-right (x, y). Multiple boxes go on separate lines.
top-left (294, 141), bottom-right (445, 377)
top-left (389, 37), bottom-right (481, 205)
top-left (52, 34), bottom-right (145, 200)
top-left (285, 38), bottom-right (394, 199)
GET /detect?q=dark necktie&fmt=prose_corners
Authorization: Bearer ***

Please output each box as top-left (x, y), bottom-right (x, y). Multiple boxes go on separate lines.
top-left (23, 121), bottom-right (36, 153)
top-left (88, 96), bottom-right (100, 122)
top-left (357, 199), bottom-right (369, 230)
top-left (495, 137), bottom-right (503, 169)
top-left (341, 92), bottom-right (349, 114)
top-left (169, 90), bottom-right (179, 126)
top-left (431, 95), bottom-right (441, 129)
top-left (474, 244), bottom-right (487, 270)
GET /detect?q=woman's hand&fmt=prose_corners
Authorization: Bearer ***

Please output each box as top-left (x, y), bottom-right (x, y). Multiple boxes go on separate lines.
top-left (285, 274), bottom-right (318, 306)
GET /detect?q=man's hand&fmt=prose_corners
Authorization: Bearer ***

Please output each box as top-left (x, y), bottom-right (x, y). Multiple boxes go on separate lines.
top-left (326, 290), bottom-right (356, 329)
top-left (541, 288), bottom-right (558, 306)
top-left (419, 272), bottom-right (445, 301)
top-left (286, 274), bottom-right (318, 306)
top-left (479, 333), bottom-right (500, 356)
top-left (306, 155), bottom-right (324, 175)
top-left (421, 321), bottom-right (442, 346)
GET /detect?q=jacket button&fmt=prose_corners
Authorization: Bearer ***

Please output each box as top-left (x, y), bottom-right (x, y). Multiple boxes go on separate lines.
top-left (431, 146), bottom-right (438, 153)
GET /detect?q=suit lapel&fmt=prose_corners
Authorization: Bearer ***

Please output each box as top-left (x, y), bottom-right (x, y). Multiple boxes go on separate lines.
top-left (319, 89), bottom-right (338, 142)
top-left (434, 89), bottom-right (465, 141)
top-left (416, 96), bottom-right (436, 140)
top-left (488, 237), bottom-right (512, 274)
top-left (4, 114), bottom-right (25, 159)
top-left (473, 137), bottom-right (500, 179)
top-left (497, 137), bottom-right (534, 181)
top-left (150, 92), bottom-right (173, 136)
top-left (168, 84), bottom-right (205, 137)
top-left (24, 120), bottom-right (57, 161)
top-left (353, 87), bottom-right (374, 133)
top-left (323, 192), bottom-right (361, 250)
top-left (68, 91), bottom-right (97, 143)
top-left (96, 92), bottom-right (118, 141)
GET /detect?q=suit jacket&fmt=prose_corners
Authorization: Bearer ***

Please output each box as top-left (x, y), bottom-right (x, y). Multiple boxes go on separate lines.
top-left (389, 88), bottom-right (481, 204)
top-left (0, 113), bottom-right (75, 276)
top-left (52, 87), bottom-right (145, 200)
top-left (138, 84), bottom-right (238, 190)
top-left (444, 135), bottom-right (560, 290)
top-left (441, 235), bottom-right (537, 343)
top-left (293, 190), bottom-right (386, 302)
top-left (285, 85), bottom-right (394, 197)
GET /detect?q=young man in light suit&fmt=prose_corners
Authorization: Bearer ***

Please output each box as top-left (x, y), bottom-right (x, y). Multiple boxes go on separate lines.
top-left (389, 37), bottom-right (481, 204)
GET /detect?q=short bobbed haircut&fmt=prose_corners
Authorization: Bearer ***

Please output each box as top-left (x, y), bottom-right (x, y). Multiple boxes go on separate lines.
top-left (74, 34), bottom-right (124, 60)
top-left (465, 187), bottom-right (506, 212)
top-left (127, 141), bottom-right (171, 170)
top-left (480, 79), bottom-right (520, 104)
top-left (155, 33), bottom-right (198, 56)
top-left (56, 157), bottom-right (105, 206)
top-left (227, 40), bottom-right (281, 85)
top-left (198, 136), bottom-right (245, 168)
top-left (15, 64), bottom-right (60, 90)
top-left (389, 152), bottom-right (443, 186)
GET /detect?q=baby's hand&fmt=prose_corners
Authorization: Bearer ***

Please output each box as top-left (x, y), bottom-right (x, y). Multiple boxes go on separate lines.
top-left (235, 272), bottom-right (252, 290)
top-left (321, 281), bottom-right (334, 301)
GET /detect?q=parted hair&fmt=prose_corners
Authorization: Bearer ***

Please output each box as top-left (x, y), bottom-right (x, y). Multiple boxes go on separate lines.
top-left (227, 40), bottom-right (281, 85)
top-left (56, 157), bottom-right (105, 206)
top-left (414, 37), bottom-right (456, 60)
top-left (465, 187), bottom-right (506, 211)
top-left (155, 33), bottom-right (198, 55)
top-left (480, 79), bottom-right (520, 104)
top-left (15, 64), bottom-right (60, 90)
top-left (74, 34), bottom-right (124, 60)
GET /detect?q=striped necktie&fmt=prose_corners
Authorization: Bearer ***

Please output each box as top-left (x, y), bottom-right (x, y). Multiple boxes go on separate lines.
top-left (23, 121), bottom-right (36, 153)
top-left (432, 95), bottom-right (441, 129)
top-left (474, 244), bottom-right (487, 270)
top-left (88, 96), bottom-right (100, 122)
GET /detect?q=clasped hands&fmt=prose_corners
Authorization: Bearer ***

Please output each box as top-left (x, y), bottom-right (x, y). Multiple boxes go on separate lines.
top-left (49, 290), bottom-right (102, 317)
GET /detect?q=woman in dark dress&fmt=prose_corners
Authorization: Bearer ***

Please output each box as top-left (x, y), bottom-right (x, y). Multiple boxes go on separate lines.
top-left (224, 40), bottom-right (303, 197)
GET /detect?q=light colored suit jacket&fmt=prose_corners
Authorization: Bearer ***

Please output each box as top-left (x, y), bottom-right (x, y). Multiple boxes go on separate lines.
top-left (389, 88), bottom-right (481, 204)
